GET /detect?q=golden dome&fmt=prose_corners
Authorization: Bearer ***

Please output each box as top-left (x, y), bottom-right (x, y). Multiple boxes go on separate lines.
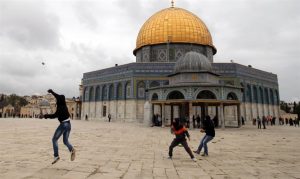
top-left (134, 7), bottom-right (216, 54)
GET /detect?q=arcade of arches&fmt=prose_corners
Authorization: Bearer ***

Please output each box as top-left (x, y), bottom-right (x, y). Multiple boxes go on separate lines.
top-left (151, 90), bottom-right (241, 128)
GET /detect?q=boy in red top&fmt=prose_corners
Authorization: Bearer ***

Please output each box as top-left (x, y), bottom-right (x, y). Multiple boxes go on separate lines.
top-left (168, 118), bottom-right (196, 162)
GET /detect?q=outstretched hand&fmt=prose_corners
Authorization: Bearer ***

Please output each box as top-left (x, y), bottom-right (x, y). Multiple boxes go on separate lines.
top-left (47, 89), bottom-right (53, 93)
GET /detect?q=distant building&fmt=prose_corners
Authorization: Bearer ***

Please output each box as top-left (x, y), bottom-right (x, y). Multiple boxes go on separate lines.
top-left (19, 95), bottom-right (81, 119)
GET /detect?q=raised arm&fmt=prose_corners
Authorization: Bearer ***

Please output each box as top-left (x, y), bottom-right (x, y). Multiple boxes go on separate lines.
top-left (48, 89), bottom-right (59, 99)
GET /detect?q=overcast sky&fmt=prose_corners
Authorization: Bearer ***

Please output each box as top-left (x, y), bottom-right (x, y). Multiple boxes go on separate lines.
top-left (0, 0), bottom-right (299, 102)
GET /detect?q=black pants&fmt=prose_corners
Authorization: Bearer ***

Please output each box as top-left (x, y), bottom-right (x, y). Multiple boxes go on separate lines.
top-left (262, 122), bottom-right (266, 129)
top-left (169, 138), bottom-right (194, 159)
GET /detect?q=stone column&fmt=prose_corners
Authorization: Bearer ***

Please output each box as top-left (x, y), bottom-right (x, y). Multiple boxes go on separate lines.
top-left (220, 104), bottom-right (225, 129)
top-left (162, 103), bottom-right (165, 127)
top-left (189, 102), bottom-right (193, 120)
top-left (171, 105), bottom-right (174, 125)
top-left (237, 104), bottom-right (241, 127)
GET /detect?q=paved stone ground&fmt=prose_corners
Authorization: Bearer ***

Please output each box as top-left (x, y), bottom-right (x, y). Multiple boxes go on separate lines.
top-left (0, 118), bottom-right (300, 179)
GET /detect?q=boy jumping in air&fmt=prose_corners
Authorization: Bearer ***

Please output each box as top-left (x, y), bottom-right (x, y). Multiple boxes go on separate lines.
top-left (44, 89), bottom-right (76, 164)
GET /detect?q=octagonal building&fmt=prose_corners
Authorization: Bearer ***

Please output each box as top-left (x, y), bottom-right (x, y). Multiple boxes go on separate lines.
top-left (81, 5), bottom-right (280, 127)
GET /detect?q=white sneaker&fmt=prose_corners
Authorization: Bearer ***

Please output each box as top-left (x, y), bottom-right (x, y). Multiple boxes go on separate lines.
top-left (192, 157), bottom-right (197, 162)
top-left (52, 156), bottom-right (60, 164)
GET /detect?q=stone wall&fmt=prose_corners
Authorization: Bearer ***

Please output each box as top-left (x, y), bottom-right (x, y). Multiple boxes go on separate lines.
top-left (242, 102), bottom-right (280, 121)
top-left (81, 100), bottom-right (145, 123)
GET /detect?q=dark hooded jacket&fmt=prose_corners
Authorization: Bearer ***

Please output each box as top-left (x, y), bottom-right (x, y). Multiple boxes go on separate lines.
top-left (44, 90), bottom-right (70, 122)
top-left (203, 116), bottom-right (215, 137)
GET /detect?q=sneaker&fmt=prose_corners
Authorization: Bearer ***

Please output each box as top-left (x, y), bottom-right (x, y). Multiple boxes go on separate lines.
top-left (71, 148), bottom-right (76, 161)
top-left (193, 150), bottom-right (200, 154)
top-left (52, 156), bottom-right (60, 164)
top-left (168, 156), bottom-right (172, 159)
top-left (192, 157), bottom-right (197, 162)
top-left (201, 153), bottom-right (208, 157)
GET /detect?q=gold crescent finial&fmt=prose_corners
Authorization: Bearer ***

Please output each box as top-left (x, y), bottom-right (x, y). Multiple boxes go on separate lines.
top-left (171, 0), bottom-right (174, 7)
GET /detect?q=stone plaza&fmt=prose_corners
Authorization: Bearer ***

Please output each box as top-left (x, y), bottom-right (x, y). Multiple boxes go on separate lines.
top-left (0, 118), bottom-right (299, 179)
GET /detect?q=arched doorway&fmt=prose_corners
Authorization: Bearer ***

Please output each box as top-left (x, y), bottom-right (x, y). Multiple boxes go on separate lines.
top-left (227, 92), bottom-right (238, 100)
top-left (197, 90), bottom-right (216, 99)
top-left (167, 91), bottom-right (185, 99)
top-left (166, 91), bottom-right (186, 125)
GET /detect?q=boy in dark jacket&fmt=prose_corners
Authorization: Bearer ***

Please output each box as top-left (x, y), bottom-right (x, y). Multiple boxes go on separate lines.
top-left (168, 118), bottom-right (196, 162)
top-left (194, 115), bottom-right (215, 156)
top-left (44, 89), bottom-right (76, 164)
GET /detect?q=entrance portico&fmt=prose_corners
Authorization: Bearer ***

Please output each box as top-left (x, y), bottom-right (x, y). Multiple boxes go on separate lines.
top-left (151, 99), bottom-right (241, 128)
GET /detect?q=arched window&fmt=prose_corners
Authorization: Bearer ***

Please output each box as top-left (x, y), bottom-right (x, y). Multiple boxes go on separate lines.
top-left (152, 93), bottom-right (158, 100)
top-left (125, 81), bottom-right (131, 99)
top-left (270, 89), bottom-right (275, 105)
top-left (197, 90), bottom-right (216, 99)
top-left (264, 88), bottom-right (269, 104)
top-left (117, 83), bottom-right (122, 100)
top-left (227, 92), bottom-right (238, 100)
top-left (84, 87), bottom-right (89, 102)
top-left (150, 81), bottom-right (160, 88)
top-left (246, 84), bottom-right (252, 102)
top-left (109, 84), bottom-right (114, 100)
top-left (102, 85), bottom-right (107, 100)
top-left (137, 81), bottom-right (145, 98)
top-left (95, 86), bottom-right (100, 101)
top-left (167, 91), bottom-right (184, 100)
top-left (89, 87), bottom-right (94, 102)
top-left (259, 87), bottom-right (264, 104)
top-left (253, 86), bottom-right (258, 103)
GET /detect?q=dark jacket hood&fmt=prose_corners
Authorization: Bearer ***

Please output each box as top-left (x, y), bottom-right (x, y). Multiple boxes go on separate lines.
top-left (56, 95), bottom-right (66, 106)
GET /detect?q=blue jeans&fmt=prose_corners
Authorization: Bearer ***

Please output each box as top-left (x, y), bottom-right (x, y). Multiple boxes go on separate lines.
top-left (52, 121), bottom-right (73, 157)
top-left (197, 134), bottom-right (214, 155)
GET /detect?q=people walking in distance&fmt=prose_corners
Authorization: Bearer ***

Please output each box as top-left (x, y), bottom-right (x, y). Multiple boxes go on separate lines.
top-left (193, 115), bottom-right (215, 157)
top-left (192, 115), bottom-right (196, 128)
top-left (168, 118), bottom-right (196, 162)
top-left (289, 118), bottom-right (293, 126)
top-left (257, 116), bottom-right (261, 129)
top-left (196, 114), bottom-right (201, 128)
top-left (108, 113), bottom-right (111, 122)
top-left (213, 115), bottom-right (219, 127)
top-left (241, 116), bottom-right (245, 125)
top-left (253, 118), bottom-right (256, 125)
top-left (185, 115), bottom-right (190, 128)
top-left (44, 89), bottom-right (76, 164)
top-left (272, 116), bottom-right (276, 126)
top-left (262, 116), bottom-right (267, 129)
top-left (295, 117), bottom-right (299, 127)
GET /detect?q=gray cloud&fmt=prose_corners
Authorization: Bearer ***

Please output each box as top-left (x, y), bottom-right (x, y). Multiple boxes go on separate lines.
top-left (0, 0), bottom-right (299, 102)
top-left (0, 1), bottom-right (60, 49)
top-left (72, 1), bottom-right (99, 30)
